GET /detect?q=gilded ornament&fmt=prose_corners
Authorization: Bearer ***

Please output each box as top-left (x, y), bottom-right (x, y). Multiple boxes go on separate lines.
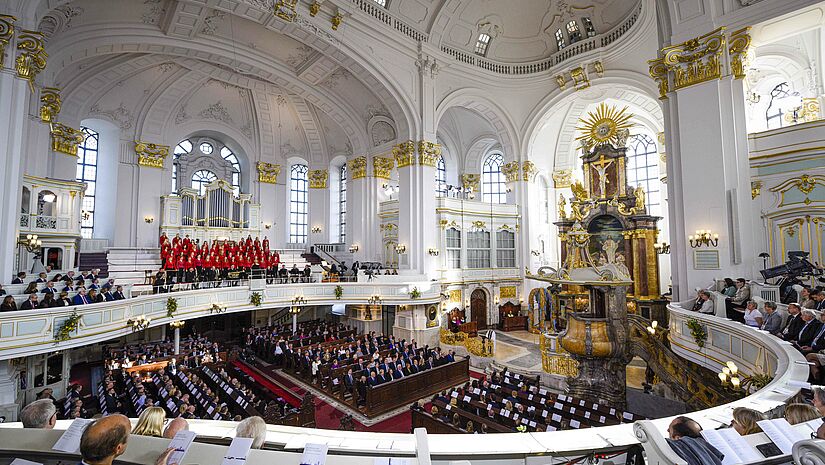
top-left (786, 98), bottom-right (821, 123)
top-left (309, 1), bottom-right (321, 17)
top-left (50, 123), bottom-right (83, 156)
top-left (648, 57), bottom-right (669, 100)
top-left (555, 74), bottom-right (566, 90)
top-left (393, 140), bottom-right (416, 168)
top-left (256, 161), bottom-right (281, 184)
top-left (15, 30), bottom-right (47, 92)
top-left (0, 14), bottom-right (15, 69)
top-left (558, 194), bottom-right (567, 220)
top-left (471, 221), bottom-right (486, 230)
top-left (552, 169), bottom-right (572, 188)
top-left (308, 169), bottom-right (329, 189)
top-left (373, 156), bottom-right (394, 179)
top-left (417, 140), bottom-right (441, 167)
top-left (727, 27), bottom-right (751, 80)
top-left (39, 87), bottom-right (61, 123)
top-left (570, 181), bottom-right (588, 202)
top-left (771, 174), bottom-right (824, 207)
top-left (461, 174), bottom-right (480, 192)
top-left (502, 161), bottom-right (520, 183)
top-left (661, 27), bottom-right (725, 91)
top-left (449, 290), bottom-right (462, 302)
top-left (522, 160), bottom-right (536, 182)
top-left (576, 103), bottom-right (634, 149)
top-left (499, 286), bottom-right (517, 299)
top-left (274, 0), bottom-right (298, 21)
top-left (347, 156), bottom-right (367, 179)
top-left (750, 180), bottom-right (762, 200)
top-left (135, 141), bottom-right (169, 168)
top-left (570, 66), bottom-right (590, 90)
top-left (331, 12), bottom-right (343, 31)
top-left (593, 60), bottom-right (604, 77)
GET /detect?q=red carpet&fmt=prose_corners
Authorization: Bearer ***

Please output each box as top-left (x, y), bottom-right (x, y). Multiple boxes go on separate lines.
top-left (232, 360), bottom-right (301, 407)
top-left (469, 369), bottom-right (486, 381)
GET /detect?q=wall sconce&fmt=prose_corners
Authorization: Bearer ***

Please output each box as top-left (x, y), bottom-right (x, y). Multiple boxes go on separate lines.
top-left (427, 248), bottom-right (439, 256)
top-left (689, 230), bottom-right (718, 248)
top-left (209, 304), bottom-right (227, 314)
top-left (289, 306), bottom-right (302, 315)
top-left (349, 244), bottom-right (359, 253)
top-left (292, 295), bottom-right (307, 306)
top-left (368, 295), bottom-right (383, 305)
top-left (530, 250), bottom-right (540, 256)
top-left (126, 316), bottom-right (151, 332)
top-left (144, 216), bottom-right (154, 224)
top-left (645, 320), bottom-right (659, 335)
top-left (494, 296), bottom-right (500, 305)
top-left (264, 223), bottom-right (272, 230)
top-left (42, 193), bottom-right (56, 203)
top-left (19, 234), bottom-right (42, 253)
top-left (170, 320), bottom-right (185, 329)
top-left (81, 210), bottom-right (90, 221)
top-left (311, 226), bottom-right (322, 234)
top-left (654, 242), bottom-right (671, 254)
top-left (395, 244), bottom-right (407, 254)
top-left (718, 361), bottom-right (741, 389)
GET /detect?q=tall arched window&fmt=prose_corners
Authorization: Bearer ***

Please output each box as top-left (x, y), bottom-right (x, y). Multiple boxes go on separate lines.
top-left (766, 82), bottom-right (790, 130)
top-left (76, 127), bottom-right (99, 239)
top-left (339, 164), bottom-right (347, 243)
top-left (555, 29), bottom-right (565, 50)
top-left (290, 164), bottom-right (309, 244)
top-left (221, 146), bottom-right (242, 195)
top-left (435, 155), bottom-right (447, 197)
top-left (566, 20), bottom-right (582, 43)
top-left (626, 134), bottom-right (660, 216)
top-left (172, 138), bottom-right (242, 195)
top-left (482, 152), bottom-right (506, 204)
top-left (191, 170), bottom-right (217, 195)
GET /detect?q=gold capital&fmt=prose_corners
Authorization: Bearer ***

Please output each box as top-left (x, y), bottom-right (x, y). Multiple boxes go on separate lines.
top-left (393, 140), bottom-right (416, 168)
top-left (40, 87), bottom-right (61, 123)
top-left (417, 140), bottom-right (441, 167)
top-left (308, 169), bottom-right (328, 188)
top-left (0, 14), bottom-right (16, 69)
top-left (256, 161), bottom-right (281, 184)
top-left (348, 156), bottom-right (367, 179)
top-left (51, 123), bottom-right (83, 156)
top-left (15, 30), bottom-right (47, 92)
top-left (135, 141), bottom-right (170, 169)
top-left (728, 27), bottom-right (751, 80)
top-left (373, 156), bottom-right (394, 180)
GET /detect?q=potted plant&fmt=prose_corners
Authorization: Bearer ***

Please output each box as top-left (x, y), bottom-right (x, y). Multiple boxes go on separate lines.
top-left (334, 285), bottom-right (343, 300)
top-left (409, 287), bottom-right (421, 299)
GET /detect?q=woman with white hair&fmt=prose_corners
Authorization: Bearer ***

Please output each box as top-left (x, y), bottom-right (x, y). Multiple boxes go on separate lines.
top-left (235, 416), bottom-right (267, 449)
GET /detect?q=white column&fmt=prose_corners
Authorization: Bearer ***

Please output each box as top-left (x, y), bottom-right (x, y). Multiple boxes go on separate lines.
top-left (135, 159), bottom-right (165, 248)
top-left (174, 327), bottom-right (181, 355)
top-left (397, 155), bottom-right (437, 276)
top-left (292, 312), bottom-right (297, 334)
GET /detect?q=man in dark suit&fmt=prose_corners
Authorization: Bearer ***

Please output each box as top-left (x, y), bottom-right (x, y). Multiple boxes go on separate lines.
top-left (796, 310), bottom-right (822, 348)
top-left (391, 364), bottom-right (404, 380)
top-left (102, 289), bottom-right (116, 301)
top-left (12, 272), bottom-right (25, 284)
top-left (112, 286), bottom-right (126, 300)
top-left (41, 281), bottom-right (57, 295)
top-left (367, 372), bottom-right (379, 387)
top-left (73, 289), bottom-right (90, 305)
top-left (782, 303), bottom-right (804, 340)
top-left (20, 293), bottom-right (38, 310)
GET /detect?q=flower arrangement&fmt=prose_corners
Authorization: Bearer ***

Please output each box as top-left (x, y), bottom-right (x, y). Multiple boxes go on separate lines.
top-left (166, 297), bottom-right (178, 319)
top-left (250, 292), bottom-right (262, 307)
top-left (409, 287), bottom-right (421, 299)
top-left (686, 318), bottom-right (707, 348)
top-left (334, 285), bottom-right (343, 300)
top-left (55, 311), bottom-right (81, 343)
top-left (742, 372), bottom-right (773, 393)
top-left (516, 425), bottom-right (527, 433)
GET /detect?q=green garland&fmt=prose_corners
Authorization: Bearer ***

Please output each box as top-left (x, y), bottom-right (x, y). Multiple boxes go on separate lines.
top-left (686, 318), bottom-right (707, 348)
top-left (55, 311), bottom-right (81, 343)
top-left (334, 285), bottom-right (343, 300)
top-left (166, 297), bottom-right (178, 318)
top-left (409, 287), bottom-right (421, 299)
top-left (250, 292), bottom-right (262, 307)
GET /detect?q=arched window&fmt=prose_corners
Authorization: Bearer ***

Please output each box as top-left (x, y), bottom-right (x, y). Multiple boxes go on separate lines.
top-left (626, 134), bottom-right (660, 216)
top-left (435, 155), bottom-right (447, 197)
top-left (220, 146), bottom-right (241, 195)
top-left (474, 33), bottom-right (491, 56)
top-left (445, 227), bottom-right (461, 269)
top-left (172, 138), bottom-right (242, 195)
top-left (76, 127), bottom-right (99, 239)
top-left (339, 164), bottom-right (347, 243)
top-left (766, 82), bottom-right (790, 130)
top-left (555, 29), bottom-right (565, 50)
top-left (290, 164), bottom-right (309, 244)
top-left (566, 20), bottom-right (582, 43)
top-left (191, 170), bottom-right (217, 195)
top-left (582, 17), bottom-right (596, 37)
top-left (482, 152), bottom-right (506, 204)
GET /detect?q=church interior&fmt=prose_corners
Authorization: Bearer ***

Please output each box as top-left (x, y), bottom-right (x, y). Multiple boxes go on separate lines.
top-left (0, 0), bottom-right (824, 464)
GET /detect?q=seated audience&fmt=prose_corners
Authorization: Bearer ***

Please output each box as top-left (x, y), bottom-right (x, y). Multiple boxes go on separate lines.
top-left (725, 278), bottom-right (750, 323)
top-left (235, 416), bottom-right (267, 449)
top-left (731, 407), bottom-right (765, 436)
top-left (742, 301), bottom-right (762, 328)
top-left (132, 406), bottom-right (165, 437)
top-left (721, 278), bottom-right (736, 297)
top-left (781, 303), bottom-right (803, 340)
top-left (20, 293), bottom-right (38, 310)
top-left (20, 399), bottom-right (57, 429)
top-left (784, 403), bottom-right (820, 425)
top-left (163, 417), bottom-right (189, 439)
top-left (11, 272), bottom-right (25, 284)
top-left (0, 295), bottom-right (16, 312)
top-left (666, 416), bottom-right (723, 465)
top-left (759, 301), bottom-right (782, 335)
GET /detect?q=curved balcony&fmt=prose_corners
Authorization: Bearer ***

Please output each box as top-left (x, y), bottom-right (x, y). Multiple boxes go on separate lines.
top-left (0, 279), bottom-right (441, 360)
top-left (0, 299), bottom-right (811, 462)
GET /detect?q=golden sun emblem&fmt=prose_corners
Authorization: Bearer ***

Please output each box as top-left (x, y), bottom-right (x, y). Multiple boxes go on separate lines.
top-left (575, 102), bottom-right (634, 149)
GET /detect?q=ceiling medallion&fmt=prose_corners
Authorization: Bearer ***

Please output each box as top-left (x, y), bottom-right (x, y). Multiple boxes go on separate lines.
top-left (575, 102), bottom-right (634, 149)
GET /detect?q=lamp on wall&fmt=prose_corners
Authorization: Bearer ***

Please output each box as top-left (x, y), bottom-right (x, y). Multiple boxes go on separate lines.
top-left (654, 242), bottom-right (670, 254)
top-left (144, 216), bottom-right (154, 224)
top-left (264, 223), bottom-right (272, 230)
top-left (126, 315), bottom-right (151, 332)
top-left (368, 295), bottom-right (383, 305)
top-left (169, 320), bottom-right (185, 329)
top-left (209, 304), bottom-right (227, 314)
top-left (311, 226), bottom-right (322, 234)
top-left (19, 234), bottom-right (42, 253)
top-left (292, 295), bottom-right (307, 306)
top-left (688, 230), bottom-right (718, 248)
top-left (81, 210), bottom-right (90, 221)
top-left (427, 248), bottom-right (439, 256)
top-left (349, 244), bottom-right (359, 253)
top-left (530, 250), bottom-right (540, 256)
top-left (395, 244), bottom-right (407, 254)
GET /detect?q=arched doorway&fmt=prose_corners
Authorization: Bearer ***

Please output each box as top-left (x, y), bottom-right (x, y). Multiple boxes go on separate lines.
top-left (471, 289), bottom-right (488, 330)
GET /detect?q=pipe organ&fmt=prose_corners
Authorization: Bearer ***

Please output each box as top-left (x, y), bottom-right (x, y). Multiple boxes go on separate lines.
top-left (161, 180), bottom-right (261, 242)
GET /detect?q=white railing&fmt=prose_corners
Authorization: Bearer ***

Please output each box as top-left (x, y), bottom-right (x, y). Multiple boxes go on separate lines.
top-left (0, 279), bottom-right (442, 360)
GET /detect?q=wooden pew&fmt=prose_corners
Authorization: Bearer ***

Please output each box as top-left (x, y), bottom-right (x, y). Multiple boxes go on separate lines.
top-left (365, 357), bottom-right (469, 417)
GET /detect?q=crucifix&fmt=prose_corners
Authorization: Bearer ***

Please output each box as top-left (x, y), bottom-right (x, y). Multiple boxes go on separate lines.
top-left (590, 156), bottom-right (614, 198)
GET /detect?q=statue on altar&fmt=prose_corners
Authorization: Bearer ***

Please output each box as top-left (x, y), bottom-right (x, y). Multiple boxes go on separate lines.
top-left (601, 237), bottom-right (618, 264)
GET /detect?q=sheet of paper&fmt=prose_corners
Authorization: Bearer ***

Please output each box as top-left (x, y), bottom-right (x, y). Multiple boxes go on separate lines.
top-left (376, 440), bottom-right (394, 450)
top-left (757, 418), bottom-right (806, 455)
top-left (300, 443), bottom-right (328, 465)
top-left (221, 437), bottom-right (253, 465)
top-left (52, 418), bottom-right (93, 453)
top-left (11, 458), bottom-right (44, 465)
top-left (284, 435), bottom-right (310, 450)
top-left (803, 418), bottom-right (824, 433)
top-left (167, 429), bottom-right (197, 465)
top-left (702, 428), bottom-right (762, 465)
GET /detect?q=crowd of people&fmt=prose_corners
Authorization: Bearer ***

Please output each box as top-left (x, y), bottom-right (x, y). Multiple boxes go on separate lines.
top-left (1, 269), bottom-right (127, 311)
